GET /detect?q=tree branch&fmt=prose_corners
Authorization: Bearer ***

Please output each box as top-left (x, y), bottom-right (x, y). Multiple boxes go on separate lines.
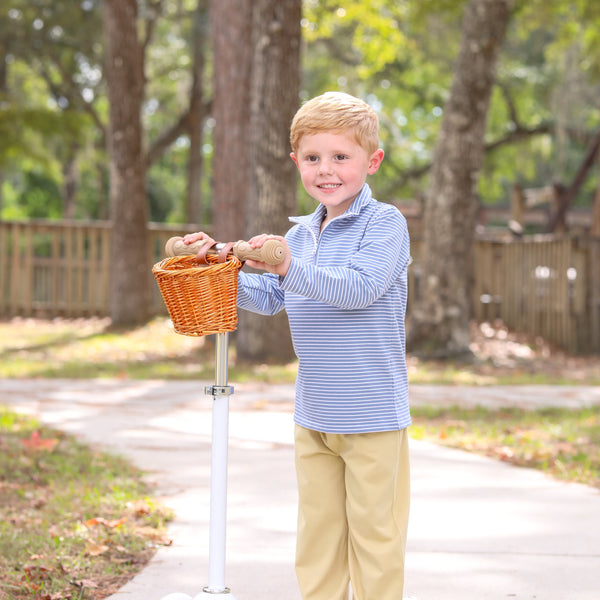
top-left (145, 99), bottom-right (211, 166)
top-left (546, 128), bottom-right (600, 232)
top-left (382, 122), bottom-right (553, 196)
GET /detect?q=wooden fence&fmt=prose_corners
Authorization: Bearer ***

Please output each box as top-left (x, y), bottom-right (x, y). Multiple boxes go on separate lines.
top-left (470, 235), bottom-right (599, 354)
top-left (0, 220), bottom-right (201, 318)
top-left (1, 219), bottom-right (599, 353)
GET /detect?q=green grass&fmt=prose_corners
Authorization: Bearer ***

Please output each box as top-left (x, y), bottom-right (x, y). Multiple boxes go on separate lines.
top-left (411, 405), bottom-right (600, 488)
top-left (0, 317), bottom-right (298, 383)
top-left (0, 407), bottom-right (173, 600)
top-left (1, 316), bottom-right (598, 385)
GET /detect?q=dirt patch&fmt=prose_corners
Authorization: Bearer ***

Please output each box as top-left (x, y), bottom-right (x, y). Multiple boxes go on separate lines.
top-left (465, 321), bottom-right (598, 382)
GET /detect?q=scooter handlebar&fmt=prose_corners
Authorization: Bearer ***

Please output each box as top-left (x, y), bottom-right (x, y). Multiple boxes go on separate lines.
top-left (164, 236), bottom-right (285, 265)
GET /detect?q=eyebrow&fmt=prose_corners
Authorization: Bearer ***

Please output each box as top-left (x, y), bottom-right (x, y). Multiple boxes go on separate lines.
top-left (301, 149), bottom-right (351, 156)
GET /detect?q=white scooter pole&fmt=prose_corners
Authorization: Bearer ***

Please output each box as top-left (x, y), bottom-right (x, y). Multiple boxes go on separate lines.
top-left (162, 332), bottom-right (237, 600)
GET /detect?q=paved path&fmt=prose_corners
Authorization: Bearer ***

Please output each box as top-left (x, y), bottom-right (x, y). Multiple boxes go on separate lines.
top-left (1, 379), bottom-right (599, 600)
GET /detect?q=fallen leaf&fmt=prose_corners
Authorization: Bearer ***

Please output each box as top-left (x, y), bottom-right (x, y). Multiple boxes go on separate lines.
top-left (132, 525), bottom-right (173, 546)
top-left (23, 564), bottom-right (53, 577)
top-left (495, 446), bottom-right (515, 461)
top-left (127, 499), bottom-right (152, 516)
top-left (21, 430), bottom-right (59, 452)
top-left (134, 525), bottom-right (167, 540)
top-left (86, 516), bottom-right (127, 528)
top-left (71, 578), bottom-right (99, 589)
top-left (21, 580), bottom-right (41, 591)
top-left (84, 541), bottom-right (110, 556)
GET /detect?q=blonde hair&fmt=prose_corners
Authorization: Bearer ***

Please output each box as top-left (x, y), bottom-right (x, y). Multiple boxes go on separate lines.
top-left (290, 91), bottom-right (380, 155)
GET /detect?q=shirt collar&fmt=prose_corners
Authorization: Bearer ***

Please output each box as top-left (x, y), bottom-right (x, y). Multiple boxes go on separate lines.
top-left (289, 183), bottom-right (373, 228)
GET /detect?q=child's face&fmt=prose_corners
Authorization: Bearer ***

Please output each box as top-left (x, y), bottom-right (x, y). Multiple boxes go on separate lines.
top-left (291, 131), bottom-right (384, 219)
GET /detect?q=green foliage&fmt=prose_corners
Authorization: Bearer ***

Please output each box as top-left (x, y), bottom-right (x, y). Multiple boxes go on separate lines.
top-left (17, 170), bottom-right (63, 218)
top-left (300, 0), bottom-right (600, 207)
top-left (300, 1), bottom-right (464, 200)
top-left (148, 147), bottom-right (190, 223)
top-left (2, 0), bottom-right (200, 222)
top-left (2, 0), bottom-right (600, 221)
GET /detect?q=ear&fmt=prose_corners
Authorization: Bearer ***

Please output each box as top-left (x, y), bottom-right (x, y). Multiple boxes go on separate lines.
top-left (367, 149), bottom-right (384, 174)
top-left (290, 152), bottom-right (299, 168)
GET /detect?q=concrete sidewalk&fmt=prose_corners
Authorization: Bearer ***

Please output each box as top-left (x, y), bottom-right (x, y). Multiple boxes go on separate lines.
top-left (1, 379), bottom-right (599, 600)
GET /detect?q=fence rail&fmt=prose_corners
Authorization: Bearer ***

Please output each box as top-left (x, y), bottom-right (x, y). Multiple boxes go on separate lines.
top-left (1, 220), bottom-right (598, 353)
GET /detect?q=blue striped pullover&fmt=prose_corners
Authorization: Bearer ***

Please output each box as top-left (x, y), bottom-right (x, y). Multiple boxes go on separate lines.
top-left (237, 184), bottom-right (411, 434)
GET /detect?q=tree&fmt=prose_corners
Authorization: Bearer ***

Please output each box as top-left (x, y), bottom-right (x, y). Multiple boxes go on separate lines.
top-left (144, 1), bottom-right (212, 224)
top-left (209, 0), bottom-right (253, 242)
top-left (102, 0), bottom-right (151, 325)
top-left (103, 0), bottom-right (212, 324)
top-left (209, 0), bottom-right (300, 362)
top-left (236, 0), bottom-right (301, 362)
top-left (0, 0), bottom-right (106, 219)
top-left (1, 0), bottom-right (212, 224)
top-left (407, 0), bottom-right (514, 358)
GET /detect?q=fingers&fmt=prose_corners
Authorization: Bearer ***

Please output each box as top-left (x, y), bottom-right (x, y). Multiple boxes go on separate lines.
top-left (182, 232), bottom-right (213, 245)
top-left (184, 232), bottom-right (280, 248)
top-left (245, 235), bottom-right (291, 277)
top-left (247, 233), bottom-right (284, 248)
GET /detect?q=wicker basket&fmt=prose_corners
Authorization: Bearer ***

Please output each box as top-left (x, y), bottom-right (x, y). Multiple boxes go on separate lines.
top-left (152, 253), bottom-right (242, 337)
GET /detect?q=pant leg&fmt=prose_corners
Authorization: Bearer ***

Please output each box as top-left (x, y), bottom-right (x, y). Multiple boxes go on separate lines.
top-left (294, 425), bottom-right (351, 600)
top-left (343, 429), bottom-right (410, 600)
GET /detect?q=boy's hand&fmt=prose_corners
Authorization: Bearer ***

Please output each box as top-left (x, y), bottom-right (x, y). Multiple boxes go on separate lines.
top-left (182, 231), bottom-right (214, 247)
top-left (181, 232), bottom-right (216, 259)
top-left (244, 234), bottom-right (291, 277)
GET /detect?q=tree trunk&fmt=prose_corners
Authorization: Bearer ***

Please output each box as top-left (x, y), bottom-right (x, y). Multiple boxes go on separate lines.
top-left (62, 150), bottom-right (78, 219)
top-left (186, 0), bottom-right (209, 226)
top-left (592, 178), bottom-right (600, 237)
top-left (0, 42), bottom-right (6, 214)
top-left (407, 0), bottom-right (513, 358)
top-left (236, 0), bottom-right (301, 362)
top-left (103, 0), bottom-right (151, 325)
top-left (210, 0), bottom-right (253, 241)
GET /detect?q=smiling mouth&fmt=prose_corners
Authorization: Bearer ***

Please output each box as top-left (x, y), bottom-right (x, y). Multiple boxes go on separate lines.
top-left (318, 183), bottom-right (341, 189)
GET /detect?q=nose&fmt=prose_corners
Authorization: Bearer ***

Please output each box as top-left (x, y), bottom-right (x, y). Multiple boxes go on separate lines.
top-left (318, 158), bottom-right (334, 175)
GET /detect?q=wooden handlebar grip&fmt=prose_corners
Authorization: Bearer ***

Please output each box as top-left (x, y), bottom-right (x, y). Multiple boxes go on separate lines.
top-left (164, 236), bottom-right (285, 265)
top-left (164, 236), bottom-right (208, 257)
top-left (232, 239), bottom-right (285, 265)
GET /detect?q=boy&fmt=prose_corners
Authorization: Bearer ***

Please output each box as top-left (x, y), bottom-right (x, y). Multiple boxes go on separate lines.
top-left (184, 91), bottom-right (411, 600)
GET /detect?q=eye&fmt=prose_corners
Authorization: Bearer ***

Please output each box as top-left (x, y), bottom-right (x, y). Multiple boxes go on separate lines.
top-left (305, 154), bottom-right (319, 163)
top-left (335, 154), bottom-right (348, 161)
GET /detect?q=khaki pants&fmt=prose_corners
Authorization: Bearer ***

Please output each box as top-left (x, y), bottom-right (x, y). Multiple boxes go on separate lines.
top-left (294, 425), bottom-right (410, 600)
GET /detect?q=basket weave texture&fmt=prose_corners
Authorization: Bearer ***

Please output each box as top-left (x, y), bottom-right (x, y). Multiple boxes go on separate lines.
top-left (152, 254), bottom-right (242, 337)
